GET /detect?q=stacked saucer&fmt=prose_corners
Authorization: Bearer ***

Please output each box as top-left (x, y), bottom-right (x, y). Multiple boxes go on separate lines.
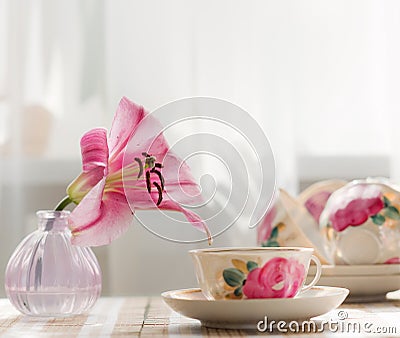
top-left (307, 264), bottom-right (400, 302)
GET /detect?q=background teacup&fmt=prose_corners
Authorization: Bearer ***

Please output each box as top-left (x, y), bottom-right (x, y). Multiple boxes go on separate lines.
top-left (190, 247), bottom-right (321, 300)
top-left (257, 189), bottom-right (329, 264)
top-left (320, 178), bottom-right (400, 265)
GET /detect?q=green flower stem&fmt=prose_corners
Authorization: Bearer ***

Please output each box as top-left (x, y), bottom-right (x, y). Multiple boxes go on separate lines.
top-left (55, 196), bottom-right (73, 211)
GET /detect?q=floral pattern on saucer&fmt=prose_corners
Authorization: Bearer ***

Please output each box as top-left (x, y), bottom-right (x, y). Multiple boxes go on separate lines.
top-left (222, 257), bottom-right (305, 299)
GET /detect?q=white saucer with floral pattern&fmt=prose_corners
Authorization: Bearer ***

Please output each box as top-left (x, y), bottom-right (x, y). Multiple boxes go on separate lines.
top-left (162, 286), bottom-right (349, 329)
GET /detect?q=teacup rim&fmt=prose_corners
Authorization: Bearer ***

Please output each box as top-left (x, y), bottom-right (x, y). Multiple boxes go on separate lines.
top-left (189, 246), bottom-right (314, 255)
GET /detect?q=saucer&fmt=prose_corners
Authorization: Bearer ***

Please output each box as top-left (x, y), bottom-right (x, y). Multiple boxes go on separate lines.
top-left (308, 264), bottom-right (400, 276)
top-left (162, 286), bottom-right (349, 329)
top-left (306, 274), bottom-right (400, 302)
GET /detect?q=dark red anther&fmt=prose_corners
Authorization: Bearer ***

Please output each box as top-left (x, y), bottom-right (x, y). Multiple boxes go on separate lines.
top-left (145, 171), bottom-right (151, 193)
top-left (153, 181), bottom-right (163, 205)
top-left (134, 157), bottom-right (143, 178)
top-left (150, 168), bottom-right (164, 191)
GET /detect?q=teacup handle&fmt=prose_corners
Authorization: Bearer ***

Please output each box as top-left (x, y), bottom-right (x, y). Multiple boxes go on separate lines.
top-left (301, 255), bottom-right (322, 292)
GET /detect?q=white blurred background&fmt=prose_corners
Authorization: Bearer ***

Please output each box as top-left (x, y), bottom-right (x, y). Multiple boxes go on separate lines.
top-left (1, 0), bottom-right (400, 297)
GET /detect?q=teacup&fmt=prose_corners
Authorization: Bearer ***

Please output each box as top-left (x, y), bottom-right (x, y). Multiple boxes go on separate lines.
top-left (190, 247), bottom-right (321, 300)
top-left (320, 178), bottom-right (400, 265)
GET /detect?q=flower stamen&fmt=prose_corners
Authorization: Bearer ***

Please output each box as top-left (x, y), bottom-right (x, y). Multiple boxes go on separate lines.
top-left (150, 168), bottom-right (165, 191)
top-left (153, 181), bottom-right (163, 205)
top-left (134, 157), bottom-right (144, 178)
top-left (140, 152), bottom-right (165, 205)
top-left (145, 156), bottom-right (156, 170)
top-left (146, 171), bottom-right (151, 193)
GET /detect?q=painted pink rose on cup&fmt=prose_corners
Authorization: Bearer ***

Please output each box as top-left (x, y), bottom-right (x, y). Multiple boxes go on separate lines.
top-left (242, 257), bottom-right (305, 299)
top-left (326, 184), bottom-right (384, 232)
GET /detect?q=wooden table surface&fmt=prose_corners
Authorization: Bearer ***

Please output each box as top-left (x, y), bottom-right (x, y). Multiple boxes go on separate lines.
top-left (0, 294), bottom-right (399, 337)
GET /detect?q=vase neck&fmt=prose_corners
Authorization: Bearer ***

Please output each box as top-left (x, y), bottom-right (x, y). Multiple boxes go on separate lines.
top-left (37, 210), bottom-right (70, 231)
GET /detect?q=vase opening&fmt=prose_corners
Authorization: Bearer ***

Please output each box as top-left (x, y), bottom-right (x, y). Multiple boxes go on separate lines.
top-left (36, 210), bottom-right (70, 232)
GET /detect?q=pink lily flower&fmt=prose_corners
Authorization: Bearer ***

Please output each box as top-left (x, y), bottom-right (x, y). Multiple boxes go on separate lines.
top-left (56, 97), bottom-right (211, 246)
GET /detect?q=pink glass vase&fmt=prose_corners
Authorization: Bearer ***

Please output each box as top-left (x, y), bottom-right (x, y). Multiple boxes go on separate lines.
top-left (5, 210), bottom-right (102, 316)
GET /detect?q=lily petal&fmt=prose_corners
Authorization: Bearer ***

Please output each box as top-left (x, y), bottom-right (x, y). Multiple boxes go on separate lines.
top-left (161, 152), bottom-right (203, 204)
top-left (124, 111), bottom-right (169, 160)
top-left (69, 178), bottom-right (133, 246)
top-left (108, 97), bottom-right (146, 159)
top-left (80, 128), bottom-right (109, 172)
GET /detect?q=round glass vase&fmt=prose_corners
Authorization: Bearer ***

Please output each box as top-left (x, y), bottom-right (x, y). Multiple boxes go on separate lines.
top-left (5, 210), bottom-right (102, 317)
